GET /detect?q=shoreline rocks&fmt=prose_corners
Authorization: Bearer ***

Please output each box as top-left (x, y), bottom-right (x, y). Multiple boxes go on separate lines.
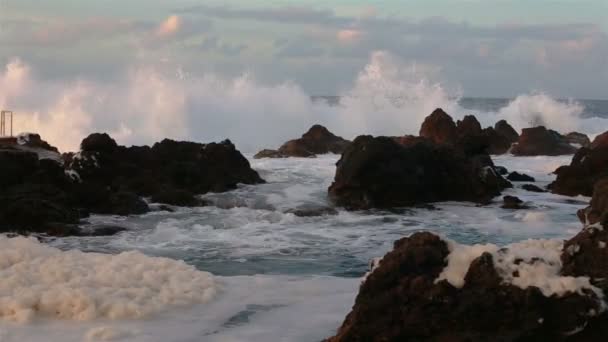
top-left (327, 212), bottom-right (608, 341)
top-left (511, 126), bottom-right (577, 156)
top-left (550, 131), bottom-right (608, 197)
top-left (328, 135), bottom-right (509, 210)
top-left (0, 133), bottom-right (264, 236)
top-left (254, 124), bottom-right (350, 159)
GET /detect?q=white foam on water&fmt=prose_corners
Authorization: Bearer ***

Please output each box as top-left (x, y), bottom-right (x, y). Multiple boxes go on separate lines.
top-left (0, 275), bottom-right (358, 342)
top-left (0, 236), bottom-right (217, 323)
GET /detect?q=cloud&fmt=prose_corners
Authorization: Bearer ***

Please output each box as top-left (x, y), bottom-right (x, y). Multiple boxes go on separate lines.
top-left (337, 29), bottom-right (364, 43)
top-left (157, 15), bottom-right (182, 38)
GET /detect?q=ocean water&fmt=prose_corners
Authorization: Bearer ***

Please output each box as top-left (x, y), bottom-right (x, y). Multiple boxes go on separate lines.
top-left (0, 151), bottom-right (593, 342)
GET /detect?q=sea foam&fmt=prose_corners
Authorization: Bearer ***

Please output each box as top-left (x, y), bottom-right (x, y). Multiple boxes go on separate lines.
top-left (0, 235), bottom-right (217, 323)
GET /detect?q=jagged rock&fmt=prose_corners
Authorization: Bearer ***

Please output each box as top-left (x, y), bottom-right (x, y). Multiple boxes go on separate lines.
top-left (16, 133), bottom-right (59, 152)
top-left (591, 132), bottom-right (608, 149)
top-left (576, 178), bottom-right (608, 228)
top-left (495, 120), bottom-right (520, 143)
top-left (328, 135), bottom-right (509, 210)
top-left (511, 126), bottom-right (577, 156)
top-left (522, 184), bottom-right (547, 193)
top-left (420, 108), bottom-right (458, 146)
top-left (68, 136), bottom-right (264, 205)
top-left (550, 137), bottom-right (608, 196)
top-left (495, 166), bottom-right (509, 175)
top-left (254, 125), bottom-right (350, 158)
top-left (507, 171), bottom-right (536, 182)
top-left (501, 195), bottom-right (529, 210)
top-left (566, 132), bottom-right (591, 148)
top-left (327, 231), bottom-right (607, 341)
top-left (1, 133), bottom-right (263, 236)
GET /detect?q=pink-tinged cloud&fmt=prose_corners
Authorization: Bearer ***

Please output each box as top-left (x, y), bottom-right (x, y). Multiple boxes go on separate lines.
top-left (157, 15), bottom-right (182, 38)
top-left (337, 29), bottom-right (363, 43)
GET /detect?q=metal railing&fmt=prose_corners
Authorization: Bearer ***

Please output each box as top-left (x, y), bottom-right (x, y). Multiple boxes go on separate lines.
top-left (0, 110), bottom-right (13, 137)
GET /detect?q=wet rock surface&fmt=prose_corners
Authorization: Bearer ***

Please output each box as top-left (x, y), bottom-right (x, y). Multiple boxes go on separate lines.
top-left (511, 126), bottom-right (577, 156)
top-left (255, 125), bottom-right (350, 159)
top-left (0, 133), bottom-right (263, 236)
top-left (328, 135), bottom-right (509, 210)
top-left (550, 132), bottom-right (608, 197)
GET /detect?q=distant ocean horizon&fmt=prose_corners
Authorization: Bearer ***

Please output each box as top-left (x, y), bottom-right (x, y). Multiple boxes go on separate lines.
top-left (311, 96), bottom-right (608, 119)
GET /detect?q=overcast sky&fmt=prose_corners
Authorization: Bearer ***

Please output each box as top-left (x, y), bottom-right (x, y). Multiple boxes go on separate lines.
top-left (1, 0), bottom-right (607, 99)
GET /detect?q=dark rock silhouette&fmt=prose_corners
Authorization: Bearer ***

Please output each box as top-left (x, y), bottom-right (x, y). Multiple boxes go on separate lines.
top-left (566, 132), bottom-right (591, 148)
top-left (327, 227), bottom-right (608, 341)
top-left (328, 135), bottom-right (509, 210)
top-left (550, 132), bottom-right (608, 196)
top-left (0, 133), bottom-right (263, 236)
top-left (254, 124), bottom-right (350, 159)
top-left (507, 171), bottom-right (536, 182)
top-left (511, 126), bottom-right (577, 156)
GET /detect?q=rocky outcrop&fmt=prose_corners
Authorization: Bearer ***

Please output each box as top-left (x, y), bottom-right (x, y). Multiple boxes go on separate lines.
top-left (591, 132), bottom-right (608, 149)
top-left (0, 133), bottom-right (264, 236)
top-left (68, 134), bottom-right (264, 208)
top-left (550, 133), bottom-right (608, 196)
top-left (507, 171), bottom-right (535, 182)
top-left (522, 184), bottom-right (547, 193)
top-left (419, 109), bottom-right (518, 155)
top-left (566, 132), bottom-right (591, 148)
top-left (254, 125), bottom-right (350, 159)
top-left (419, 108), bottom-right (458, 146)
top-left (501, 195), bottom-right (530, 210)
top-left (511, 126), bottom-right (577, 156)
top-left (328, 135), bottom-right (509, 210)
top-left (495, 120), bottom-right (520, 144)
top-left (16, 133), bottom-right (59, 153)
top-left (576, 178), bottom-right (608, 228)
top-left (327, 227), bottom-right (608, 341)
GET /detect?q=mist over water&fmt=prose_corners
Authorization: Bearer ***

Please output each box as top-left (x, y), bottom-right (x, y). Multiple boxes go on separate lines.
top-left (1, 51), bottom-right (606, 152)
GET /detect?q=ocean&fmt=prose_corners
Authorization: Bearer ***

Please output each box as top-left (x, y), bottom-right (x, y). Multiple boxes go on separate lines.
top-left (0, 97), bottom-right (607, 341)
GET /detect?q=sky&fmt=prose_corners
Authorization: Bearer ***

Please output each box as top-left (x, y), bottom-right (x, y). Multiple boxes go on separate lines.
top-left (1, 0), bottom-right (607, 99)
top-left (0, 1), bottom-right (607, 152)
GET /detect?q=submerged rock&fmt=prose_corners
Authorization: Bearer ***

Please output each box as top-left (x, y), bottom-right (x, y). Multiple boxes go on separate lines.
top-left (507, 171), bottom-right (536, 182)
top-left (522, 184), bottom-right (547, 193)
top-left (327, 230), bottom-right (608, 341)
top-left (254, 124), bottom-right (350, 159)
top-left (511, 126), bottom-right (577, 156)
top-left (501, 195), bottom-right (529, 210)
top-left (328, 135), bottom-right (509, 210)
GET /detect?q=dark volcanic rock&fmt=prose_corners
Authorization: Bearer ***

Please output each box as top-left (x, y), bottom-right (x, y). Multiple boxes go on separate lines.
top-left (511, 126), bottom-right (577, 156)
top-left (591, 131), bottom-right (608, 149)
top-left (68, 136), bottom-right (264, 207)
top-left (576, 178), bottom-right (608, 228)
top-left (285, 205), bottom-right (338, 217)
top-left (327, 231), bottom-right (607, 342)
top-left (501, 195), bottom-right (529, 210)
top-left (485, 120), bottom-right (519, 155)
top-left (1, 133), bottom-right (263, 236)
top-left (495, 120), bottom-right (520, 143)
top-left (254, 124), bottom-right (350, 159)
top-left (328, 135), bottom-right (509, 210)
top-left (522, 184), bottom-right (547, 193)
top-left (16, 133), bottom-right (59, 152)
top-left (495, 166), bottom-right (509, 175)
top-left (419, 108), bottom-right (458, 146)
top-left (566, 132), bottom-right (591, 148)
top-left (507, 171), bottom-right (536, 182)
top-left (549, 139), bottom-right (608, 196)
top-left (419, 109), bottom-right (518, 155)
